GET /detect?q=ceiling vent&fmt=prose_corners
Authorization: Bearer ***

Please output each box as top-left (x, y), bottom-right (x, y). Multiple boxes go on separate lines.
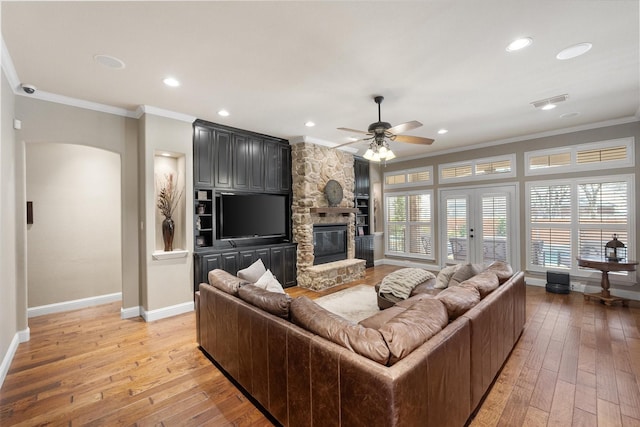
top-left (531, 94), bottom-right (569, 109)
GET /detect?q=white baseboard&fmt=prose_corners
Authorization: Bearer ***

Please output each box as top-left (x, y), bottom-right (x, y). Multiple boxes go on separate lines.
top-left (1, 327), bottom-right (30, 389)
top-left (28, 292), bottom-right (122, 318)
top-left (525, 275), bottom-right (640, 301)
top-left (142, 301), bottom-right (194, 322)
top-left (121, 306), bottom-right (142, 319)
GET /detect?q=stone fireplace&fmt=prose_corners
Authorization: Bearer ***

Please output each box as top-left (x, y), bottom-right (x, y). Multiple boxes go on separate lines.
top-left (291, 142), bottom-right (366, 290)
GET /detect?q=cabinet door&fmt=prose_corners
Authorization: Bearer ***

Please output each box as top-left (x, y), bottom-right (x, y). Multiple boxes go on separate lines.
top-left (256, 248), bottom-right (270, 269)
top-left (269, 247), bottom-right (285, 283)
top-left (195, 253), bottom-right (222, 292)
top-left (249, 137), bottom-right (265, 191)
top-left (214, 129), bottom-right (233, 188)
top-left (264, 140), bottom-right (279, 192)
top-left (233, 134), bottom-right (250, 190)
top-left (279, 144), bottom-right (291, 193)
top-left (239, 250), bottom-right (256, 270)
top-left (221, 251), bottom-right (240, 275)
top-left (194, 126), bottom-right (214, 187)
top-left (283, 245), bottom-right (297, 287)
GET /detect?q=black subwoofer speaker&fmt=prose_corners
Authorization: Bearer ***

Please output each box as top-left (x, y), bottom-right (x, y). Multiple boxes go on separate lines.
top-left (546, 271), bottom-right (570, 294)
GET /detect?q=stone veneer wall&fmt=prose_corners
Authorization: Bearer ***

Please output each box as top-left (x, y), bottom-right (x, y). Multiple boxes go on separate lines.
top-left (291, 142), bottom-right (364, 289)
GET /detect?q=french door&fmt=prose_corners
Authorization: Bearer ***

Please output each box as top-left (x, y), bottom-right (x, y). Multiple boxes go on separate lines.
top-left (439, 184), bottom-right (519, 266)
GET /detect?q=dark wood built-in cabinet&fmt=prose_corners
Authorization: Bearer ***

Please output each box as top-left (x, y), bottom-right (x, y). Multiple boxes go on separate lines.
top-left (354, 157), bottom-right (374, 268)
top-left (193, 119), bottom-right (296, 290)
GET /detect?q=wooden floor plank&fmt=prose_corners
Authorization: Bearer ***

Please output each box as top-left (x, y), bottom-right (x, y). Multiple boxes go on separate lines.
top-left (1, 267), bottom-right (639, 427)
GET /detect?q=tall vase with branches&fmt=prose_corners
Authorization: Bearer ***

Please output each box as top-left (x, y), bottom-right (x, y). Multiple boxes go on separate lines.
top-left (157, 174), bottom-right (184, 251)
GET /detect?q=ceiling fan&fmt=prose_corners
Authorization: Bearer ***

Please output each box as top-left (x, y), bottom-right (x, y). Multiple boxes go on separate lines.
top-left (335, 95), bottom-right (434, 161)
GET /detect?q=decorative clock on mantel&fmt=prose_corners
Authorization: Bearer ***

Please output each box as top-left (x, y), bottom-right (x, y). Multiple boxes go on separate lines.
top-left (324, 180), bottom-right (343, 207)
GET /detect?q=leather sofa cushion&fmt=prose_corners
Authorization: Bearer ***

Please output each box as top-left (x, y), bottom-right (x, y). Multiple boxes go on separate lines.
top-left (359, 305), bottom-right (407, 329)
top-left (378, 297), bottom-right (449, 365)
top-left (209, 269), bottom-right (246, 296)
top-left (448, 263), bottom-right (485, 287)
top-left (238, 284), bottom-right (292, 319)
top-left (485, 261), bottom-right (514, 284)
top-left (436, 285), bottom-right (481, 319)
top-left (290, 296), bottom-right (390, 365)
top-left (459, 271), bottom-right (500, 299)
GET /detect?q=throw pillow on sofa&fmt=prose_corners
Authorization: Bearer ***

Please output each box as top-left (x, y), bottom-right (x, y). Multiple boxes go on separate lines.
top-left (448, 263), bottom-right (485, 287)
top-left (238, 284), bottom-right (292, 319)
top-left (378, 297), bottom-right (449, 365)
top-left (254, 269), bottom-right (286, 294)
top-left (435, 285), bottom-right (480, 319)
top-left (435, 264), bottom-right (461, 289)
top-left (290, 296), bottom-right (390, 365)
top-left (237, 258), bottom-right (267, 283)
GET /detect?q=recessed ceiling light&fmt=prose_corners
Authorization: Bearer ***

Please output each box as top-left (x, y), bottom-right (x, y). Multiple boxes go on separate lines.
top-left (218, 109), bottom-right (230, 117)
top-left (348, 137), bottom-right (359, 141)
top-left (305, 121), bottom-right (315, 127)
top-left (437, 129), bottom-right (448, 135)
top-left (506, 37), bottom-right (533, 52)
top-left (94, 54), bottom-right (126, 70)
top-left (160, 152), bottom-right (172, 157)
top-left (560, 112), bottom-right (581, 119)
top-left (163, 77), bottom-right (180, 87)
top-left (541, 103), bottom-right (557, 111)
top-left (556, 42), bottom-right (592, 60)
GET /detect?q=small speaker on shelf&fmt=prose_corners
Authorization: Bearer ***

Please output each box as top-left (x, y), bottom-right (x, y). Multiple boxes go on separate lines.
top-left (546, 271), bottom-right (570, 294)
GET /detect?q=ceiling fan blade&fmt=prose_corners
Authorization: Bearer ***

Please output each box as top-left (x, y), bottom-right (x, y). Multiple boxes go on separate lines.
top-left (337, 127), bottom-right (370, 135)
top-left (332, 138), bottom-right (367, 149)
top-left (386, 120), bottom-right (423, 135)
top-left (394, 134), bottom-right (435, 145)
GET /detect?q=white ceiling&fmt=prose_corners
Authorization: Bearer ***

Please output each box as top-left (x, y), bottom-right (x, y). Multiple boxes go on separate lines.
top-left (2, 1), bottom-right (639, 159)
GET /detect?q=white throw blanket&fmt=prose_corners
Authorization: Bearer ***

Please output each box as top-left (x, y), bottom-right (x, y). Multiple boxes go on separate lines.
top-left (379, 268), bottom-right (436, 300)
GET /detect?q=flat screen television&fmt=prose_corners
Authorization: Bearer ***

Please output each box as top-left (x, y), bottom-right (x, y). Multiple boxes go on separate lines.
top-left (216, 193), bottom-right (288, 239)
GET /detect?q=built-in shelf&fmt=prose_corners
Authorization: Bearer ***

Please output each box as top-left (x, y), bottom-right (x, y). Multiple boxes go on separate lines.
top-left (152, 249), bottom-right (189, 260)
top-left (309, 207), bottom-right (359, 216)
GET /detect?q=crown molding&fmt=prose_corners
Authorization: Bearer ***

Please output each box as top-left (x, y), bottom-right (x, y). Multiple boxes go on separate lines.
top-left (136, 105), bottom-right (196, 123)
top-left (394, 116), bottom-right (640, 163)
top-left (290, 135), bottom-right (359, 154)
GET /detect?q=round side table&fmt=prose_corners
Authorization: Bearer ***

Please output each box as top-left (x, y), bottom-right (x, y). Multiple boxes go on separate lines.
top-left (576, 257), bottom-right (637, 306)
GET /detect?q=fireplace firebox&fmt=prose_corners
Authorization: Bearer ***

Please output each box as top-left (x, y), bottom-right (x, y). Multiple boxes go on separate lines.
top-left (313, 224), bottom-right (348, 265)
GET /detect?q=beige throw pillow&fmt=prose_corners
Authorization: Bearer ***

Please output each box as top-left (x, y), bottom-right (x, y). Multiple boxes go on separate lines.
top-left (435, 264), bottom-right (461, 289)
top-left (254, 269), bottom-right (286, 294)
top-left (237, 258), bottom-right (267, 283)
top-left (448, 263), bottom-right (484, 287)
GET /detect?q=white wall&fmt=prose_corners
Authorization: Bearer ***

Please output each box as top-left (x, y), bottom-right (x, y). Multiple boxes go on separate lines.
top-left (25, 143), bottom-right (122, 307)
top-left (0, 57), bottom-right (22, 386)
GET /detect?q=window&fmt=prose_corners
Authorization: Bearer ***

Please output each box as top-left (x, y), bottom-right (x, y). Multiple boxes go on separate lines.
top-left (526, 175), bottom-right (634, 277)
top-left (525, 137), bottom-right (634, 175)
top-left (385, 191), bottom-right (434, 259)
top-left (384, 166), bottom-right (433, 188)
top-left (439, 154), bottom-right (516, 183)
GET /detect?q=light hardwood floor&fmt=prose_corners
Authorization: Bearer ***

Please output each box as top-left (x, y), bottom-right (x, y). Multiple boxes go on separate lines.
top-left (1, 265), bottom-right (639, 426)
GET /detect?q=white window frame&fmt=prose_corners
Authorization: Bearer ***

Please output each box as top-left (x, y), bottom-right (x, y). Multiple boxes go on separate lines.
top-left (525, 174), bottom-right (635, 283)
top-left (525, 137), bottom-right (635, 176)
top-left (439, 154), bottom-right (516, 184)
top-left (384, 189), bottom-right (435, 260)
top-left (384, 166), bottom-right (434, 189)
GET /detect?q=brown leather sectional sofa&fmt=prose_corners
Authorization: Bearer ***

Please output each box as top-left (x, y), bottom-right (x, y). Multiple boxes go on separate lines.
top-left (196, 265), bottom-right (526, 427)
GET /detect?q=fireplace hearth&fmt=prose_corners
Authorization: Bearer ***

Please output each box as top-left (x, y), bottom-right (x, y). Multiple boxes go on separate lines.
top-left (313, 224), bottom-right (347, 265)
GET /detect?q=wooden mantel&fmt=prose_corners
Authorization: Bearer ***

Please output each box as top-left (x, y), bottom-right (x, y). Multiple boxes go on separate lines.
top-left (309, 207), bottom-right (358, 217)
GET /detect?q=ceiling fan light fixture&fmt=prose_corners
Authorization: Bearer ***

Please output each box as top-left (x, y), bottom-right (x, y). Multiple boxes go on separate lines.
top-left (385, 150), bottom-right (396, 161)
top-left (363, 148), bottom-right (375, 160)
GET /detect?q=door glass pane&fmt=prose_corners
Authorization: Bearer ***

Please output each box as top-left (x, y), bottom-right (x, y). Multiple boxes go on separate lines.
top-left (446, 197), bottom-right (468, 261)
top-left (481, 195), bottom-right (508, 263)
